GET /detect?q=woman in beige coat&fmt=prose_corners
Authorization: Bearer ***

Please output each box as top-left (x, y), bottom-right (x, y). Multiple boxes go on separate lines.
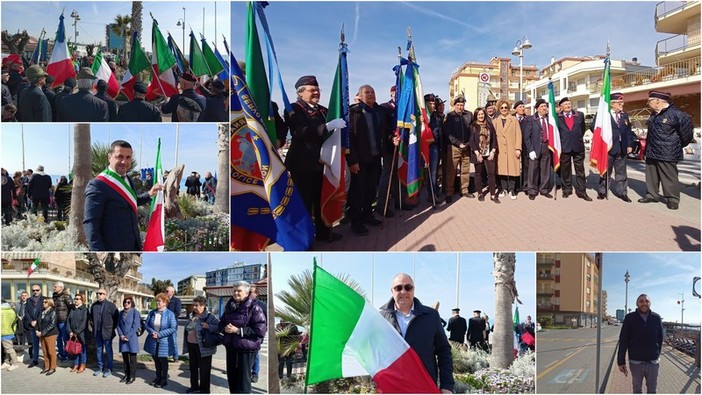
top-left (494, 99), bottom-right (522, 199)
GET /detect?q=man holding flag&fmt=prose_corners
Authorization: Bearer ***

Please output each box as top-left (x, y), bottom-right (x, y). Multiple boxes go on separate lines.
top-left (83, 140), bottom-right (163, 251)
top-left (593, 93), bottom-right (635, 201)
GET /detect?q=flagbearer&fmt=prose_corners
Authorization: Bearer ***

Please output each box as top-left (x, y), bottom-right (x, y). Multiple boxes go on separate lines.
top-left (115, 82), bottom-right (162, 122)
top-left (556, 97), bottom-right (591, 201)
top-left (161, 72), bottom-right (206, 122)
top-left (594, 92), bottom-right (635, 201)
top-left (83, 140), bottom-right (163, 251)
top-left (285, 75), bottom-right (345, 243)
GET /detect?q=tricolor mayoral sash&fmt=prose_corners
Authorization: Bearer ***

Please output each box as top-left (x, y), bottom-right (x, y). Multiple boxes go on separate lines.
top-left (95, 168), bottom-right (138, 213)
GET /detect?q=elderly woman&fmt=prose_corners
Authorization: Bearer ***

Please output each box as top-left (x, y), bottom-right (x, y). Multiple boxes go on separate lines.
top-left (494, 99), bottom-right (522, 199)
top-left (470, 108), bottom-right (500, 203)
top-left (37, 298), bottom-right (58, 375)
top-left (117, 296), bottom-right (140, 384)
top-left (183, 296), bottom-right (220, 393)
top-left (67, 293), bottom-right (88, 373)
top-left (144, 293), bottom-right (178, 388)
top-left (219, 281), bottom-right (267, 393)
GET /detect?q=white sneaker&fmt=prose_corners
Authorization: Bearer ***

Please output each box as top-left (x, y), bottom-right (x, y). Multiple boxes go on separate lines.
top-left (510, 192), bottom-right (517, 200)
top-left (7, 364), bottom-right (18, 371)
top-left (1, 362), bottom-right (9, 370)
top-left (498, 190), bottom-right (508, 198)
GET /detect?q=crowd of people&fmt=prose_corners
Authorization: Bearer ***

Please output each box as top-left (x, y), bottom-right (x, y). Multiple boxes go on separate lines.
top-left (1, 166), bottom-right (71, 225)
top-left (1, 55), bottom-right (229, 123)
top-left (446, 308), bottom-right (535, 353)
top-left (277, 75), bottom-right (695, 245)
top-left (0, 281), bottom-right (267, 393)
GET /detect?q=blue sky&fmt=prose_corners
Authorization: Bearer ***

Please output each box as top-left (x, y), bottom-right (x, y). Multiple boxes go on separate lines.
top-left (271, 252), bottom-right (536, 326)
top-left (601, 253), bottom-right (701, 325)
top-left (232, 1), bottom-right (665, 106)
top-left (1, 1), bottom-right (230, 56)
top-left (140, 252), bottom-right (267, 286)
top-left (1, 123), bottom-right (221, 182)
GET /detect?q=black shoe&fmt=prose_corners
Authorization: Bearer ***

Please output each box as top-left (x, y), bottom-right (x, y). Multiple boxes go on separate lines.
top-left (28, 361), bottom-right (37, 368)
top-left (619, 194), bottom-right (632, 203)
top-left (151, 377), bottom-right (161, 385)
top-left (126, 377), bottom-right (136, 384)
top-left (186, 387), bottom-right (199, 393)
top-left (577, 193), bottom-right (593, 202)
top-left (667, 202), bottom-right (679, 210)
top-left (463, 193), bottom-right (475, 199)
top-left (529, 195), bottom-right (536, 200)
top-left (154, 380), bottom-right (167, 389)
top-left (445, 195), bottom-right (453, 204)
top-left (562, 191), bottom-right (571, 198)
top-left (478, 194), bottom-right (485, 202)
top-left (120, 376), bottom-right (129, 383)
top-left (251, 373), bottom-right (259, 383)
top-left (363, 216), bottom-right (382, 227)
top-left (597, 193), bottom-right (606, 200)
top-left (40, 369), bottom-right (48, 374)
top-left (540, 192), bottom-right (553, 199)
top-left (638, 196), bottom-right (658, 203)
top-left (491, 196), bottom-right (501, 204)
top-left (351, 223), bottom-right (369, 236)
top-left (45, 369), bottom-right (56, 376)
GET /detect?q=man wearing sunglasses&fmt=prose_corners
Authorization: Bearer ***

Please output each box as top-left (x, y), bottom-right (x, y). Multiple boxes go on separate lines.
top-left (89, 289), bottom-right (118, 378)
top-left (380, 273), bottom-right (454, 393)
top-left (24, 285), bottom-right (44, 368)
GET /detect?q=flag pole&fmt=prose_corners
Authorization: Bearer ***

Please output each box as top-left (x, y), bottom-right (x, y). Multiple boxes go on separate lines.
top-left (605, 43), bottom-right (611, 201)
top-left (21, 124), bottom-right (25, 171)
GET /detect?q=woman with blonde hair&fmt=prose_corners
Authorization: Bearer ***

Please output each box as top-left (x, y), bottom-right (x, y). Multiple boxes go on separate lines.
top-left (144, 293), bottom-right (178, 388)
top-left (493, 99), bottom-right (522, 199)
top-left (36, 297), bottom-right (58, 375)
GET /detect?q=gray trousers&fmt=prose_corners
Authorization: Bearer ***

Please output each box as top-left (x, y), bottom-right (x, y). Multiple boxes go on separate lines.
top-left (598, 153), bottom-right (628, 195)
top-left (644, 158), bottom-right (680, 204)
top-left (629, 361), bottom-right (659, 393)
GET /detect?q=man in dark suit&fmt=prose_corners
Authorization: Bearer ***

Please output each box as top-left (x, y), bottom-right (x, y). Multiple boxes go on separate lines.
top-left (161, 72), bottom-right (206, 122)
top-left (285, 75), bottom-right (345, 242)
top-left (513, 101), bottom-right (530, 194)
top-left (165, 286), bottom-right (182, 318)
top-left (524, 99), bottom-right (554, 200)
top-left (56, 68), bottom-right (109, 122)
top-left (594, 93), bottom-right (635, 201)
top-left (89, 288), bottom-right (118, 377)
top-left (446, 308), bottom-right (467, 344)
top-left (95, 79), bottom-right (117, 122)
top-left (467, 309), bottom-right (486, 350)
top-left (83, 140), bottom-right (162, 251)
top-left (347, 84), bottom-right (393, 236)
top-left (27, 165), bottom-right (52, 220)
top-left (115, 81), bottom-right (162, 122)
top-left (17, 65), bottom-right (52, 122)
top-left (557, 97), bottom-right (591, 201)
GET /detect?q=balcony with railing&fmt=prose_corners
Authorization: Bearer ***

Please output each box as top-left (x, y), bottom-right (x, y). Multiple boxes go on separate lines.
top-left (585, 56), bottom-right (700, 92)
top-left (656, 1), bottom-right (701, 34)
top-left (656, 31), bottom-right (701, 60)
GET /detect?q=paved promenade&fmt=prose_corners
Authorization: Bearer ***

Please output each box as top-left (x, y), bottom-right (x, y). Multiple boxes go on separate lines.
top-left (312, 157), bottom-right (700, 251)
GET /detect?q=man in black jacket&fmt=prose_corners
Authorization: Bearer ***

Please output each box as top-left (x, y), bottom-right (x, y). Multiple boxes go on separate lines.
top-left (443, 95), bottom-right (473, 203)
top-left (56, 68), bottom-right (109, 122)
top-left (17, 65), bottom-right (52, 122)
top-left (557, 97), bottom-right (591, 200)
top-left (25, 284), bottom-right (44, 368)
top-left (89, 288), bottom-right (118, 377)
top-left (380, 273), bottom-right (454, 393)
top-left (617, 294), bottom-right (664, 394)
top-left (27, 165), bottom-right (52, 220)
top-left (638, 90), bottom-right (694, 210)
top-left (115, 81), bottom-right (162, 122)
top-left (446, 308), bottom-right (467, 344)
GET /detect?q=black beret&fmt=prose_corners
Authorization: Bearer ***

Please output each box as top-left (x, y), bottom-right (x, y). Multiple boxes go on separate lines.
top-left (181, 72), bottom-right (196, 82)
top-left (473, 310), bottom-right (481, 314)
top-left (178, 96), bottom-right (201, 112)
top-left (212, 79), bottom-right (225, 90)
top-left (648, 90), bottom-right (671, 101)
top-left (558, 97), bottom-right (570, 106)
top-left (610, 92), bottom-right (624, 101)
top-left (452, 308), bottom-right (460, 312)
top-left (295, 75), bottom-right (318, 89)
top-left (424, 93), bottom-right (436, 102)
top-left (513, 100), bottom-right (524, 109)
top-left (534, 98), bottom-right (548, 108)
top-left (134, 81), bottom-right (147, 94)
top-left (64, 78), bottom-right (76, 88)
top-left (96, 79), bottom-right (107, 90)
top-left (45, 75), bottom-right (55, 84)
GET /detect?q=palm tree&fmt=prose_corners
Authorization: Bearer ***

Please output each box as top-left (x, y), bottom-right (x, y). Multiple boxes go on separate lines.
top-left (490, 252), bottom-right (520, 369)
top-left (130, 1), bottom-right (143, 43)
top-left (215, 123), bottom-right (229, 214)
top-left (69, 123), bottom-right (91, 246)
top-left (111, 14), bottom-right (132, 66)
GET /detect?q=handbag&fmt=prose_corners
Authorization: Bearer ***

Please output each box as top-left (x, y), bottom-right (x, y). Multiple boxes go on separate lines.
top-left (65, 335), bottom-right (82, 356)
top-left (200, 314), bottom-right (223, 348)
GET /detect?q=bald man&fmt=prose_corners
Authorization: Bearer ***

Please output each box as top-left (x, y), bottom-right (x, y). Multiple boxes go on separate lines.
top-left (379, 273), bottom-right (454, 393)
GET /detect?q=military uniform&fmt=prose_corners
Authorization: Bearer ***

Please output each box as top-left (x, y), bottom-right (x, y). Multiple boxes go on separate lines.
top-left (115, 98), bottom-right (162, 122)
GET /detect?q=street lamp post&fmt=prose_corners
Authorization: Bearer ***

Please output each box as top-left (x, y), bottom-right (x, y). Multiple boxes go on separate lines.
top-left (677, 292), bottom-right (685, 324)
top-left (624, 270), bottom-right (630, 316)
top-left (69, 10), bottom-right (80, 45)
top-left (511, 36), bottom-right (532, 102)
top-left (176, 7), bottom-right (186, 51)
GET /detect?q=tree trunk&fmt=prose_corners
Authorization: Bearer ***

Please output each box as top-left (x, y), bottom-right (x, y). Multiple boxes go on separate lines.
top-left (69, 124), bottom-right (91, 246)
top-left (214, 123), bottom-right (229, 214)
top-left (491, 252), bottom-right (517, 369)
top-left (131, 1), bottom-right (143, 44)
top-left (267, 255), bottom-right (281, 393)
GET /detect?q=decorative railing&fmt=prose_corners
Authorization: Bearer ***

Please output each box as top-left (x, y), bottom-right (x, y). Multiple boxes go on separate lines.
top-left (657, 31), bottom-right (700, 57)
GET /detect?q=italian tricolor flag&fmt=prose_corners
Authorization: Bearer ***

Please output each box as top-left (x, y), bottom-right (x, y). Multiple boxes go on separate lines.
top-left (46, 12), bottom-right (76, 88)
top-left (91, 51), bottom-right (120, 98)
top-left (27, 258), bottom-right (40, 277)
top-left (143, 138), bottom-right (165, 252)
top-left (307, 263), bottom-right (440, 393)
top-left (546, 81), bottom-right (562, 171)
top-left (590, 57), bottom-right (613, 176)
top-left (146, 18), bottom-right (178, 100)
